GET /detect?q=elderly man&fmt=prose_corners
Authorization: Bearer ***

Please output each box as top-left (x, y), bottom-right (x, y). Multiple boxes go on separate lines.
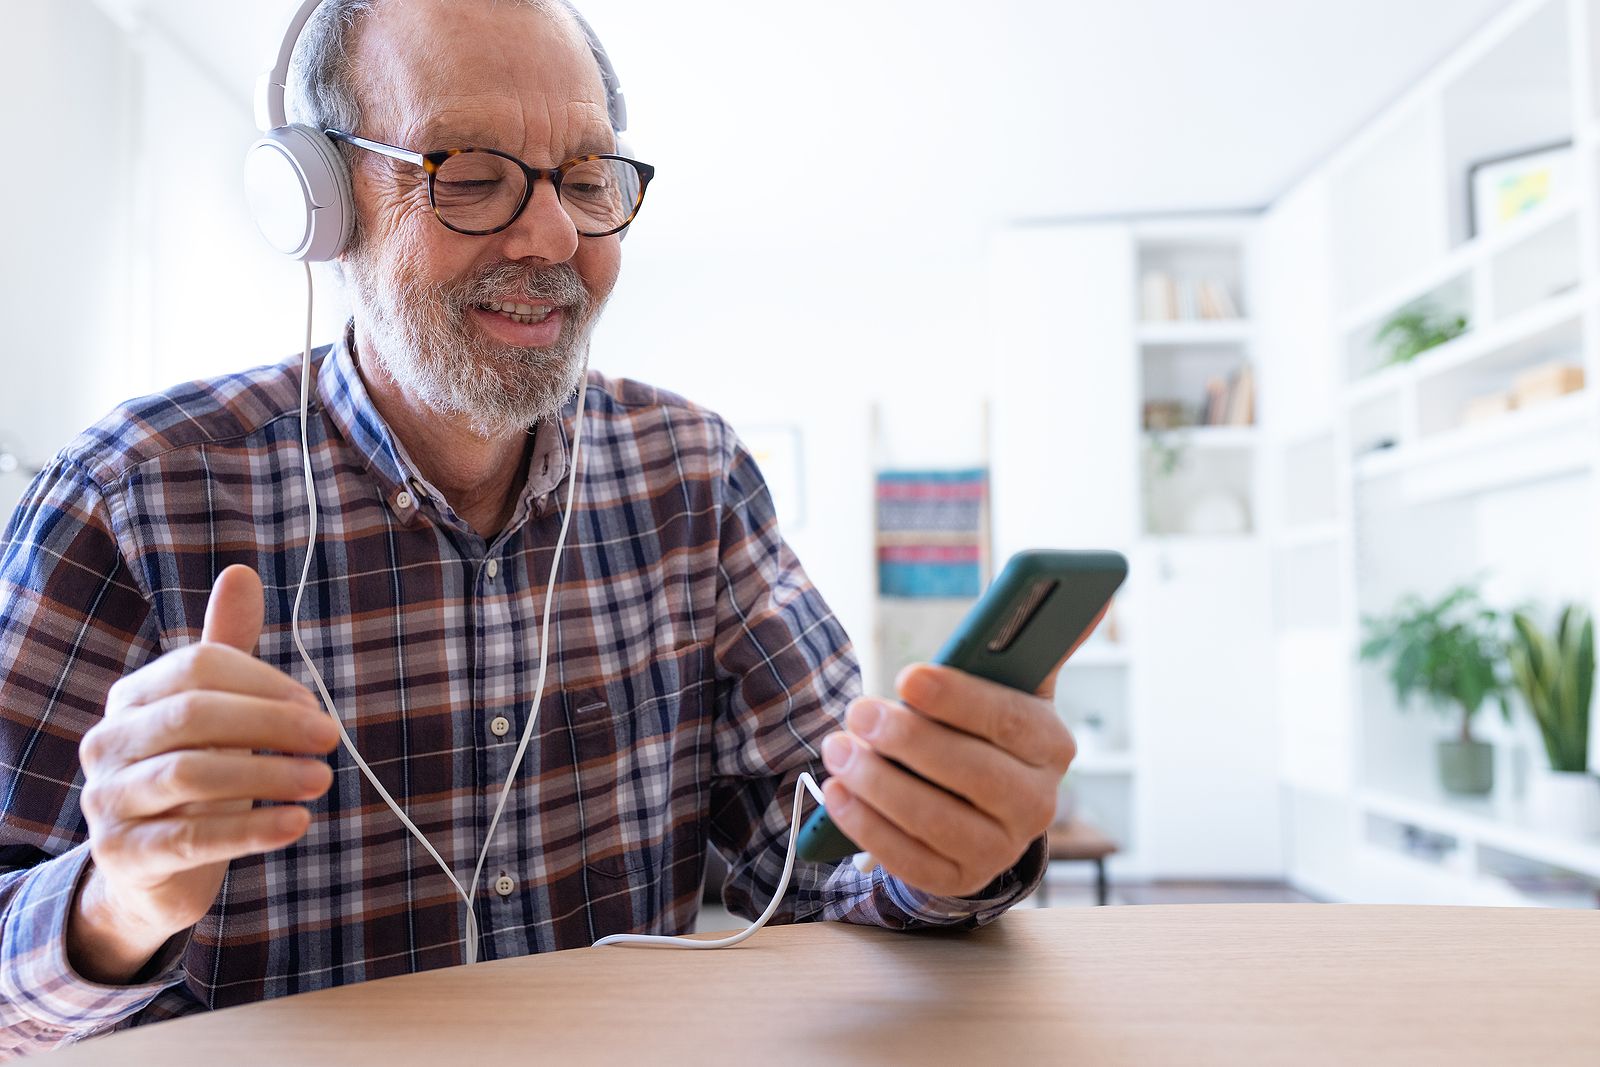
top-left (0, 0), bottom-right (1071, 1052)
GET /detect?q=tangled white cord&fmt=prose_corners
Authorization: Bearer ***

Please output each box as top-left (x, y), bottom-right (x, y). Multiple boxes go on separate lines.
top-left (286, 263), bottom-right (820, 962)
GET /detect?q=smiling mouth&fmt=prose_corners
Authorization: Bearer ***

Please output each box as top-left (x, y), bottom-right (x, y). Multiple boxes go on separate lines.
top-left (476, 300), bottom-right (559, 325)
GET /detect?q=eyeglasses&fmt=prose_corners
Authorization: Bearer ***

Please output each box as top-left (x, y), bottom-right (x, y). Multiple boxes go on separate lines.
top-left (326, 130), bottom-right (655, 238)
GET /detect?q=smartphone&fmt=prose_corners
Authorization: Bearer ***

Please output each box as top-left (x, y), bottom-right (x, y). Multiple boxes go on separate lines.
top-left (796, 548), bottom-right (1129, 864)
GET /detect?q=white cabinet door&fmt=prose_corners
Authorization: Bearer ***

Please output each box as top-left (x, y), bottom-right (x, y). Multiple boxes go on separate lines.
top-left (1131, 538), bottom-right (1282, 877)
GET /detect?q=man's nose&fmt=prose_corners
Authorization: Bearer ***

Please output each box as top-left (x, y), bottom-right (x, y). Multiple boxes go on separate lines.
top-left (497, 178), bottom-right (580, 264)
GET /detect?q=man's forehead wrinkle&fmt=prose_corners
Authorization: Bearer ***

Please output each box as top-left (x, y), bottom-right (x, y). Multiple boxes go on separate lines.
top-left (352, 0), bottom-right (607, 134)
top-left (400, 96), bottom-right (612, 159)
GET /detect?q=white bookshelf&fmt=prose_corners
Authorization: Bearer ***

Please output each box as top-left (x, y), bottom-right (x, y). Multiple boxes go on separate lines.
top-left (1259, 0), bottom-right (1600, 908)
top-left (991, 0), bottom-right (1600, 900)
top-left (989, 219), bottom-right (1279, 884)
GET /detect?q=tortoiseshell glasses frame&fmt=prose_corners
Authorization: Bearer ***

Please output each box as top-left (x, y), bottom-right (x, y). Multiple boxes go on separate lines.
top-left (326, 129), bottom-right (655, 238)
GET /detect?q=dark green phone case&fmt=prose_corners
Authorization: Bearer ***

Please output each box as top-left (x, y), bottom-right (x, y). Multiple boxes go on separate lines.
top-left (796, 549), bottom-right (1129, 864)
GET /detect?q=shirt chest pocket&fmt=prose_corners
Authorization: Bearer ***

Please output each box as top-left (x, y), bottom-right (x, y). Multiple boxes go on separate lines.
top-left (565, 642), bottom-right (712, 880)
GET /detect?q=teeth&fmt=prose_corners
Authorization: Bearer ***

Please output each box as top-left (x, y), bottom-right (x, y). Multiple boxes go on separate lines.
top-left (479, 301), bottom-right (556, 324)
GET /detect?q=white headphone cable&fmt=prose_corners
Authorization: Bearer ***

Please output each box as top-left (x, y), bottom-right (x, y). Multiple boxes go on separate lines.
top-left (288, 262), bottom-right (586, 965)
top-left (593, 770), bottom-right (825, 948)
top-left (287, 262), bottom-right (824, 962)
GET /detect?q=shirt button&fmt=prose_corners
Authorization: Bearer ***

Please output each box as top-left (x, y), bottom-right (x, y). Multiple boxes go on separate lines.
top-left (486, 559), bottom-right (499, 579)
top-left (394, 490), bottom-right (414, 511)
top-left (494, 874), bottom-right (515, 897)
top-left (490, 715), bottom-right (511, 737)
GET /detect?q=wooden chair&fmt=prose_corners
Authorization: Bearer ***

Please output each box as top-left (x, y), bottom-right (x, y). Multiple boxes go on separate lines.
top-left (1037, 818), bottom-right (1119, 906)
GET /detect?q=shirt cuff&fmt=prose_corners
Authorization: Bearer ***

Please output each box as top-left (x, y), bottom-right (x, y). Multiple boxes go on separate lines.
top-left (882, 835), bottom-right (1048, 926)
top-left (0, 842), bottom-right (188, 1034)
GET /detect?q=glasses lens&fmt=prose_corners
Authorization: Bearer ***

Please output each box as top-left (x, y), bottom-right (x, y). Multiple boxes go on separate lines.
top-left (561, 158), bottom-right (644, 235)
top-left (432, 151), bottom-right (527, 233)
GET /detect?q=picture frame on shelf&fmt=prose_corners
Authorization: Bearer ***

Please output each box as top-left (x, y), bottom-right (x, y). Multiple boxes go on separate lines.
top-left (1466, 140), bottom-right (1575, 239)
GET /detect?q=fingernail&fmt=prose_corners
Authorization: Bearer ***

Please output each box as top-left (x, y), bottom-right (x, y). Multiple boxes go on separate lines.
top-left (273, 807), bottom-right (308, 834)
top-left (827, 780), bottom-right (855, 812)
top-left (305, 714), bottom-right (339, 745)
top-left (900, 666), bottom-right (940, 705)
top-left (846, 700), bottom-right (883, 739)
top-left (299, 762), bottom-right (332, 791)
top-left (822, 732), bottom-right (855, 773)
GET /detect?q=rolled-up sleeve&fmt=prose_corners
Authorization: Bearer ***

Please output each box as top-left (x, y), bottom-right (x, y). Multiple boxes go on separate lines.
top-left (0, 458), bottom-right (175, 1056)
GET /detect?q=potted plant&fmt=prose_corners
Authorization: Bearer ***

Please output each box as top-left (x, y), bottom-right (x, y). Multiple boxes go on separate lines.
top-left (1361, 585), bottom-right (1510, 796)
top-left (1508, 605), bottom-right (1599, 836)
top-left (1373, 305), bottom-right (1469, 369)
top-left (1141, 429), bottom-right (1187, 535)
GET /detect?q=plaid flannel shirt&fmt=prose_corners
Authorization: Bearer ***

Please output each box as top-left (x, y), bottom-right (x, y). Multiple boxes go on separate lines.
top-left (0, 332), bottom-right (1043, 1055)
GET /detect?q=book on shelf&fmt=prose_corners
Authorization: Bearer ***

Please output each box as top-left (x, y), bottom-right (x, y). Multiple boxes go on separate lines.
top-left (1198, 279), bottom-right (1238, 320)
top-left (1139, 272), bottom-right (1241, 323)
top-left (1227, 363), bottom-right (1256, 426)
top-left (1142, 272), bottom-right (1178, 321)
top-left (1196, 363), bottom-right (1256, 427)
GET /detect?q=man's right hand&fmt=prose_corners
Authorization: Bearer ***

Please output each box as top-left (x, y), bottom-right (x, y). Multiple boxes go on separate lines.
top-left (69, 564), bottom-right (339, 984)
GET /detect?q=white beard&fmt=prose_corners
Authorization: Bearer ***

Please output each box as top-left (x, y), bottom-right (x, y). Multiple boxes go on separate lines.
top-left (344, 251), bottom-right (598, 437)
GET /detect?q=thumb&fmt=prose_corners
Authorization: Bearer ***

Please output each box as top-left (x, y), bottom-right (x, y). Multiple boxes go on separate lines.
top-left (201, 564), bottom-right (266, 654)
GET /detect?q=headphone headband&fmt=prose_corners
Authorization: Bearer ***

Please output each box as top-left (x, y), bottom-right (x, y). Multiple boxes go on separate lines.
top-left (253, 0), bottom-right (629, 136)
top-left (247, 0), bottom-right (632, 262)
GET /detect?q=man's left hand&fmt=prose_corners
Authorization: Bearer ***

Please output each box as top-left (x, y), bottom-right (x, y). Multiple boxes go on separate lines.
top-left (819, 655), bottom-right (1080, 898)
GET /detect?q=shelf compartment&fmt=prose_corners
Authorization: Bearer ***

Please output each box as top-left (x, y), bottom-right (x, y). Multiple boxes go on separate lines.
top-left (1055, 661), bottom-right (1131, 753)
top-left (1344, 272), bottom-right (1473, 385)
top-left (1345, 287), bottom-right (1588, 417)
top-left (1355, 389), bottom-right (1594, 500)
top-left (1413, 296), bottom-right (1586, 436)
top-left (1348, 390), bottom-right (1406, 463)
top-left (1360, 785), bottom-right (1600, 882)
top-left (1140, 346), bottom-right (1257, 432)
top-left (1488, 201), bottom-right (1582, 319)
top-left (1141, 442), bottom-right (1255, 537)
top-left (1328, 100), bottom-right (1448, 317)
top-left (1337, 198), bottom-right (1579, 356)
top-left (1438, 0), bottom-right (1575, 248)
top-left (1282, 431), bottom-right (1339, 527)
top-left (1137, 237), bottom-right (1248, 323)
top-left (1476, 844), bottom-right (1600, 909)
top-left (1365, 810), bottom-right (1467, 873)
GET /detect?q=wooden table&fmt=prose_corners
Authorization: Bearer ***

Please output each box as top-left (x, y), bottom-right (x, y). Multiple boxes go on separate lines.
top-left (44, 905), bottom-right (1600, 1066)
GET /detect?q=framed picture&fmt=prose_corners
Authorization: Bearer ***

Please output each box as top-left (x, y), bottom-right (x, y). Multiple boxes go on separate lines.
top-left (1467, 141), bottom-right (1574, 238)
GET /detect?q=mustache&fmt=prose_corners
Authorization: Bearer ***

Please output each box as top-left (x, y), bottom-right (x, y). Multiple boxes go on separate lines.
top-left (450, 261), bottom-right (590, 313)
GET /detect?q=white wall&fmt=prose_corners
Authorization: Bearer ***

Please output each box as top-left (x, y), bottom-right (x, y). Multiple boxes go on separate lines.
top-left (2, 0), bottom-right (1517, 683)
top-left (0, 1), bottom-right (137, 517)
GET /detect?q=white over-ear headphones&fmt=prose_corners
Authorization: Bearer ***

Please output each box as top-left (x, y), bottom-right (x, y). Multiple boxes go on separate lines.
top-left (245, 0), bottom-right (633, 261)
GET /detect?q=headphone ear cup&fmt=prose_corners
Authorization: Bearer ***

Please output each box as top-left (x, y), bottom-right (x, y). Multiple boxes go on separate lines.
top-left (245, 123), bottom-right (354, 261)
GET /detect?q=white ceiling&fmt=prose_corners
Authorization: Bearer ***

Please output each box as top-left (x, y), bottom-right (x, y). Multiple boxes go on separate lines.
top-left (96, 0), bottom-right (1517, 221)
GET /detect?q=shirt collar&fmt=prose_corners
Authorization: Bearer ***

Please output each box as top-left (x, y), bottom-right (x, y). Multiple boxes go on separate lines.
top-left (316, 321), bottom-right (577, 532)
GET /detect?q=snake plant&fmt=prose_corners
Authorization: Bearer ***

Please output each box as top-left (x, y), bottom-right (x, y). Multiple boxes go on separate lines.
top-left (1508, 606), bottom-right (1594, 774)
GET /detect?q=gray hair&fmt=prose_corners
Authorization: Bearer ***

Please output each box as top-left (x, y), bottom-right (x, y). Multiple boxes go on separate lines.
top-left (287, 0), bottom-right (581, 149)
top-left (286, 0), bottom-right (373, 142)
top-left (287, 0), bottom-right (580, 250)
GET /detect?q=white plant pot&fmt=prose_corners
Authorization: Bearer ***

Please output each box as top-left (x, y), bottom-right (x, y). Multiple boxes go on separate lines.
top-left (1525, 771), bottom-right (1600, 839)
